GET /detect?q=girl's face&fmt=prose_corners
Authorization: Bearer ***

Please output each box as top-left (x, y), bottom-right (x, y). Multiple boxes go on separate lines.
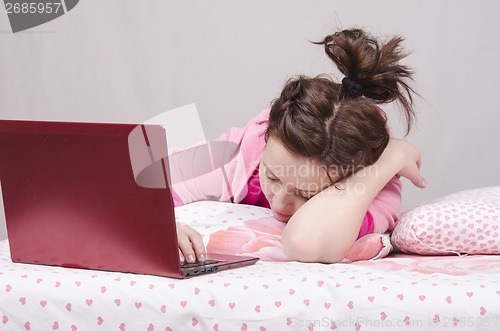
top-left (259, 136), bottom-right (338, 223)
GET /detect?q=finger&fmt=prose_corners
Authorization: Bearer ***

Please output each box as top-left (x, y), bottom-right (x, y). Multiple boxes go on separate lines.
top-left (410, 166), bottom-right (426, 189)
top-left (177, 228), bottom-right (196, 263)
top-left (188, 230), bottom-right (207, 262)
top-left (413, 148), bottom-right (424, 186)
top-left (179, 245), bottom-right (196, 263)
top-left (415, 160), bottom-right (425, 187)
top-left (178, 248), bottom-right (185, 263)
top-left (416, 156), bottom-right (422, 170)
top-left (413, 176), bottom-right (426, 188)
top-left (183, 226), bottom-right (207, 262)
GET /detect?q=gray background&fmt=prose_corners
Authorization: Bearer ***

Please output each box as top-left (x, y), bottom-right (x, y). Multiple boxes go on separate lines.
top-left (1, 0), bottom-right (499, 240)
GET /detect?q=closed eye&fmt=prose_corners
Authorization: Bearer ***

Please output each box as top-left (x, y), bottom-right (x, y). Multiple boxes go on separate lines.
top-left (264, 169), bottom-right (279, 182)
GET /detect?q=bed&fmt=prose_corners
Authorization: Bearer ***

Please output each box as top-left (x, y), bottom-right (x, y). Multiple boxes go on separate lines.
top-left (1, 194), bottom-right (500, 331)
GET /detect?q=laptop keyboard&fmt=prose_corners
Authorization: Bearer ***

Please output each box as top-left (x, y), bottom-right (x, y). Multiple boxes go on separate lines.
top-left (180, 259), bottom-right (219, 268)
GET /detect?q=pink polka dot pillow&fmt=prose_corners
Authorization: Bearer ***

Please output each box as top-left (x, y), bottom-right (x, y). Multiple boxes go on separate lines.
top-left (391, 186), bottom-right (500, 255)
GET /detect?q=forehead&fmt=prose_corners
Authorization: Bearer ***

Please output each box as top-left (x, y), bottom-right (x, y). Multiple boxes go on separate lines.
top-left (262, 136), bottom-right (332, 182)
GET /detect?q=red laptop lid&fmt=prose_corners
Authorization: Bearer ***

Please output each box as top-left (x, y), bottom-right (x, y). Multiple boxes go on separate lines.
top-left (0, 120), bottom-right (183, 278)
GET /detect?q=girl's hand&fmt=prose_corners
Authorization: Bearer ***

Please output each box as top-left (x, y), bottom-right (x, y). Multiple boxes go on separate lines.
top-left (382, 138), bottom-right (426, 189)
top-left (176, 223), bottom-right (206, 263)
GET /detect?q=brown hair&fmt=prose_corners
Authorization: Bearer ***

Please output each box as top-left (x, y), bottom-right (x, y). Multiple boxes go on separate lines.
top-left (266, 28), bottom-right (416, 177)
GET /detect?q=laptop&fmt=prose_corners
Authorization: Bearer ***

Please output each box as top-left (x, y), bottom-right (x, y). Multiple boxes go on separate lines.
top-left (0, 119), bottom-right (258, 278)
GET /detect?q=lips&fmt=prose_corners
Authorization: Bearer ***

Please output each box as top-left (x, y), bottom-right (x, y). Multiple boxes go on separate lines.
top-left (272, 210), bottom-right (292, 222)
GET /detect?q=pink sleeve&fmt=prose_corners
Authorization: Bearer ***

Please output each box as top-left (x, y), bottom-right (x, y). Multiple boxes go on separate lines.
top-left (367, 176), bottom-right (403, 233)
top-left (365, 108), bottom-right (403, 233)
top-left (171, 109), bottom-right (270, 206)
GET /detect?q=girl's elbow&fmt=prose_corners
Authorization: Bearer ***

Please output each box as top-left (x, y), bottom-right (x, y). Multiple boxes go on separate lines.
top-left (282, 235), bottom-right (314, 262)
top-left (282, 232), bottom-right (346, 263)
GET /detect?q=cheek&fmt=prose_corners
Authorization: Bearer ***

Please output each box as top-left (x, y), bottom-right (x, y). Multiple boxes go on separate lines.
top-left (284, 198), bottom-right (306, 217)
top-left (295, 198), bottom-right (307, 210)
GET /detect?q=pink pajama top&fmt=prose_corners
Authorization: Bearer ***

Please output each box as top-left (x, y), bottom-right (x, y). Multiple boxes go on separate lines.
top-left (171, 109), bottom-right (403, 238)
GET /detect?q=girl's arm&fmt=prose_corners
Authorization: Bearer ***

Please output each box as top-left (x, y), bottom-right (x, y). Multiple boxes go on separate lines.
top-left (173, 109), bottom-right (270, 263)
top-left (171, 109), bottom-right (268, 207)
top-left (282, 138), bottom-right (426, 263)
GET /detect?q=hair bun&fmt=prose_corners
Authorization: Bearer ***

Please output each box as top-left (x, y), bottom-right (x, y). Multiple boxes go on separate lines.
top-left (341, 77), bottom-right (364, 97)
top-left (315, 28), bottom-right (417, 133)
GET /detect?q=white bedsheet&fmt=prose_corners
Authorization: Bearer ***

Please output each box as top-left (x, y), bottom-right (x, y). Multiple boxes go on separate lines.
top-left (1, 201), bottom-right (499, 331)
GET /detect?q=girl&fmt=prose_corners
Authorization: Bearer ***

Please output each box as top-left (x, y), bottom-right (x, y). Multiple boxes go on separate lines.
top-left (174, 28), bottom-right (426, 264)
